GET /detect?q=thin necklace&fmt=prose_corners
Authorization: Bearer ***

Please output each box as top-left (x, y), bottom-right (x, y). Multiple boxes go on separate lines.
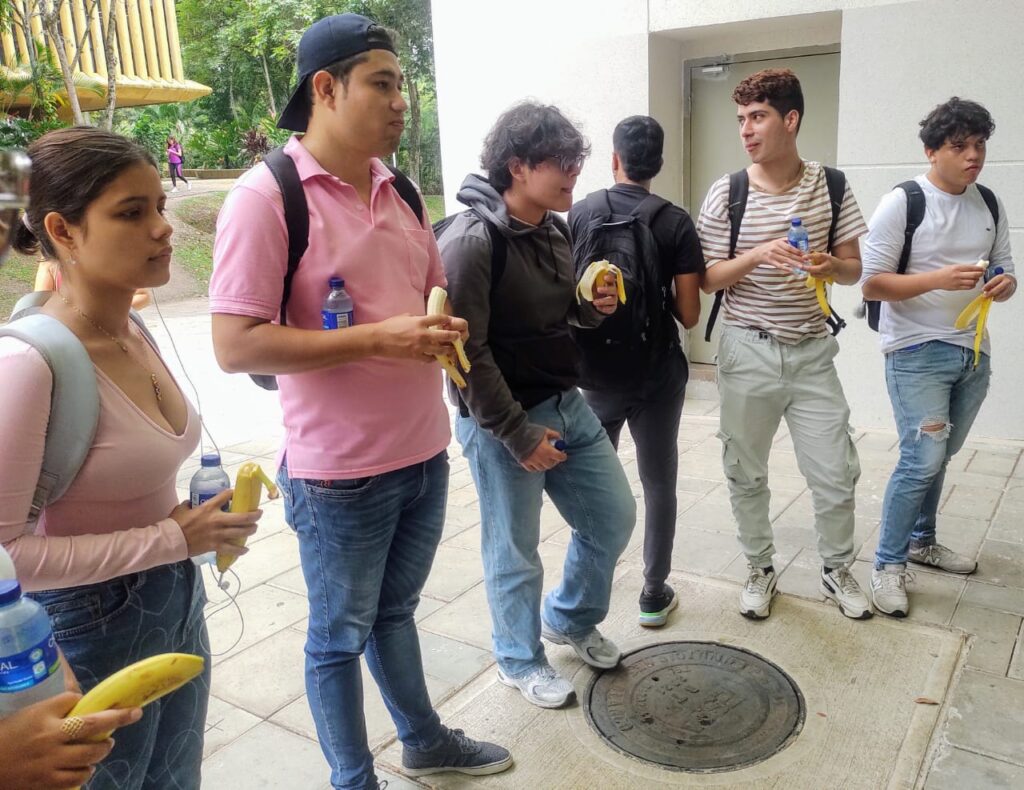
top-left (58, 291), bottom-right (163, 402)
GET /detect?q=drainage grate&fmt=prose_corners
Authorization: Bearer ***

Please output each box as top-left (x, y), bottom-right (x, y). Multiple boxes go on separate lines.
top-left (584, 641), bottom-right (805, 772)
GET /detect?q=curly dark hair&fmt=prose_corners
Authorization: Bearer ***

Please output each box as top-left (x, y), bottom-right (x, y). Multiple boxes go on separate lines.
top-left (613, 115), bottom-right (664, 182)
top-left (13, 126), bottom-right (157, 260)
top-left (732, 68), bottom-right (804, 131)
top-left (919, 97), bottom-right (995, 150)
top-left (480, 101), bottom-right (590, 193)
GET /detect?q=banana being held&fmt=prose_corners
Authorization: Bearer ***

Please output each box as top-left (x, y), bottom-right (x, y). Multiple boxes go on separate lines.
top-left (427, 286), bottom-right (471, 388)
top-left (576, 260), bottom-right (627, 304)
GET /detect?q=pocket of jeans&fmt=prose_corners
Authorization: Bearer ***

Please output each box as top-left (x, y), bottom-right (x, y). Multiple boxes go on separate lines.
top-left (32, 576), bottom-right (141, 640)
top-left (302, 476), bottom-right (381, 499)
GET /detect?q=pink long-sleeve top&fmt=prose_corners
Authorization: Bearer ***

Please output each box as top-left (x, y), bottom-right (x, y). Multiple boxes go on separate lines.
top-left (0, 335), bottom-right (200, 592)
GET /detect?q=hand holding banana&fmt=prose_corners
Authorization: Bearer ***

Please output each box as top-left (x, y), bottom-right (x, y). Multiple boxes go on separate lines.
top-left (217, 463), bottom-right (278, 573)
top-left (577, 260), bottom-right (626, 314)
top-left (955, 259), bottom-right (999, 368)
top-left (427, 287), bottom-right (471, 388)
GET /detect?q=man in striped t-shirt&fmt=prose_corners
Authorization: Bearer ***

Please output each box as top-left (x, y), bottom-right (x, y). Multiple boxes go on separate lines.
top-left (696, 68), bottom-right (871, 621)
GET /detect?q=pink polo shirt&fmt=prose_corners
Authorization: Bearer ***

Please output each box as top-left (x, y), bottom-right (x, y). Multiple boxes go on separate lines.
top-left (209, 136), bottom-right (450, 479)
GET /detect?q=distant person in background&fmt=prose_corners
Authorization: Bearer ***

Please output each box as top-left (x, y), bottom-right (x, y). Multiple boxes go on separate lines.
top-left (33, 259), bottom-right (151, 310)
top-left (166, 136), bottom-right (190, 193)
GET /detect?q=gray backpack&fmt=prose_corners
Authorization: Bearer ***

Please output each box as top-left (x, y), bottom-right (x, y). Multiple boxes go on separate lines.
top-left (0, 291), bottom-right (156, 524)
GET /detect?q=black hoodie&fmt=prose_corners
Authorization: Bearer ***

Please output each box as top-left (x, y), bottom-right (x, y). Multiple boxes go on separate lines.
top-left (437, 174), bottom-right (604, 461)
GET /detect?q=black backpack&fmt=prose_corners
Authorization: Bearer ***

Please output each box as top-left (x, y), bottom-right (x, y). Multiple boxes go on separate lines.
top-left (569, 190), bottom-right (672, 390)
top-left (249, 147), bottom-right (424, 390)
top-left (703, 166), bottom-right (848, 342)
top-left (432, 207), bottom-right (571, 294)
top-left (861, 180), bottom-right (999, 331)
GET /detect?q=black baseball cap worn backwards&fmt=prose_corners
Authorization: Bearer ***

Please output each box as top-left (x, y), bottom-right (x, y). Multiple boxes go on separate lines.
top-left (277, 13), bottom-right (397, 132)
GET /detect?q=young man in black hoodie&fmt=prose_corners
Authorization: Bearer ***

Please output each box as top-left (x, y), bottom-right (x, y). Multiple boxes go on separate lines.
top-left (437, 101), bottom-right (636, 710)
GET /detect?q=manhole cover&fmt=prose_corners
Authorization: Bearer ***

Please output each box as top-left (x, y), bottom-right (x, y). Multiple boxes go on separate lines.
top-left (584, 641), bottom-right (805, 772)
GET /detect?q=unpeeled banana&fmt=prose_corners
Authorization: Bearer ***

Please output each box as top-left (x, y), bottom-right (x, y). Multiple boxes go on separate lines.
top-left (576, 260), bottom-right (627, 304)
top-left (217, 462), bottom-right (278, 573)
top-left (427, 286), bottom-right (470, 388)
top-left (68, 653), bottom-right (205, 741)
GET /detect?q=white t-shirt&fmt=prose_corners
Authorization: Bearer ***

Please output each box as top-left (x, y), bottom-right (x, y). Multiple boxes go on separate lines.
top-left (860, 175), bottom-right (1014, 354)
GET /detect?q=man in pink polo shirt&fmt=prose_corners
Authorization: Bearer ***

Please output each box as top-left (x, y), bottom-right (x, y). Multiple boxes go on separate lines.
top-left (209, 14), bottom-right (511, 789)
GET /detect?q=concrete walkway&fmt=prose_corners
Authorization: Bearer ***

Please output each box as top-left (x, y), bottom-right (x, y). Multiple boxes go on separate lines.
top-left (143, 297), bottom-right (1024, 789)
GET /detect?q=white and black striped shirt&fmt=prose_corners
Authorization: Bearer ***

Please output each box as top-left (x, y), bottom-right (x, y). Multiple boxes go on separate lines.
top-left (696, 162), bottom-right (867, 344)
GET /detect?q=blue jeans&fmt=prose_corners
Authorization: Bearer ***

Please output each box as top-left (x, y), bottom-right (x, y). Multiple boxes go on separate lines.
top-left (278, 452), bottom-right (448, 790)
top-left (30, 561), bottom-right (210, 790)
top-left (456, 389), bottom-right (636, 678)
top-left (875, 341), bottom-right (991, 567)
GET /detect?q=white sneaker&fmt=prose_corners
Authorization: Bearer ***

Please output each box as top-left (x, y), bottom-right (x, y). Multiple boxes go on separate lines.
top-left (871, 564), bottom-right (911, 617)
top-left (497, 664), bottom-right (574, 709)
top-left (740, 565), bottom-right (778, 620)
top-left (540, 623), bottom-right (621, 669)
top-left (908, 542), bottom-right (977, 574)
top-left (820, 566), bottom-right (873, 620)
top-left (187, 181), bottom-right (192, 190)
top-left (171, 186), bottom-right (179, 193)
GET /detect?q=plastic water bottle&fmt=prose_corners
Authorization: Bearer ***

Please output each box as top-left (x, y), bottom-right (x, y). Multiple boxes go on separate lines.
top-left (549, 438), bottom-right (567, 452)
top-left (0, 579), bottom-right (65, 715)
top-left (787, 218), bottom-right (810, 275)
top-left (189, 453), bottom-right (230, 567)
top-left (322, 277), bottom-right (355, 329)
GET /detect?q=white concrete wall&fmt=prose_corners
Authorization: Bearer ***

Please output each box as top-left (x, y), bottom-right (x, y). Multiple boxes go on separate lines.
top-left (432, 0), bottom-right (1024, 438)
top-left (835, 0), bottom-right (1024, 439)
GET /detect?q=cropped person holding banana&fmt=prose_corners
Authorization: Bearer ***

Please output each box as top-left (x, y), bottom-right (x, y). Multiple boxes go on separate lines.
top-left (209, 14), bottom-right (511, 789)
top-left (436, 101), bottom-right (636, 710)
top-left (1, 128), bottom-right (261, 790)
top-left (861, 98), bottom-right (1016, 617)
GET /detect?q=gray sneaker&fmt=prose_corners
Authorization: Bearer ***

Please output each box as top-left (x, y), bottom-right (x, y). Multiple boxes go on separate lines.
top-left (402, 726), bottom-right (512, 777)
top-left (740, 565), bottom-right (778, 620)
top-left (540, 623), bottom-right (621, 669)
top-left (908, 542), bottom-right (977, 574)
top-left (871, 564), bottom-right (911, 617)
top-left (820, 566), bottom-right (873, 620)
top-left (497, 663), bottom-right (575, 708)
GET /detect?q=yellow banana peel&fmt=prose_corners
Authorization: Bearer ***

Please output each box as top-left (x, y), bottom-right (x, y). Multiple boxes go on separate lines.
top-left (804, 273), bottom-right (835, 317)
top-left (427, 286), bottom-right (470, 388)
top-left (577, 260), bottom-right (627, 305)
top-left (216, 462), bottom-right (278, 573)
top-left (954, 293), bottom-right (992, 368)
top-left (68, 653), bottom-right (205, 742)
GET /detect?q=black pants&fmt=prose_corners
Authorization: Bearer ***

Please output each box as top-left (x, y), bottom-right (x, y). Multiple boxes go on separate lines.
top-left (582, 352), bottom-right (687, 592)
top-left (169, 162), bottom-right (188, 186)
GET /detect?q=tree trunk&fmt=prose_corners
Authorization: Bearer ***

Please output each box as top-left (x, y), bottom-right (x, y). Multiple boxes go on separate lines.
top-left (100, 0), bottom-right (117, 129)
top-left (407, 78), bottom-right (422, 185)
top-left (17, 7), bottom-right (43, 120)
top-left (228, 72), bottom-right (238, 121)
top-left (41, 3), bottom-right (85, 125)
top-left (260, 53), bottom-right (277, 117)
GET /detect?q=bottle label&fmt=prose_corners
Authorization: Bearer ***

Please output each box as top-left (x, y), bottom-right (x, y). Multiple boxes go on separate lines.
top-left (322, 310), bottom-right (355, 330)
top-left (191, 491), bottom-right (230, 511)
top-left (0, 634), bottom-right (60, 693)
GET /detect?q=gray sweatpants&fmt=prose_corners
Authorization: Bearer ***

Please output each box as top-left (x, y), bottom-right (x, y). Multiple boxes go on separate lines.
top-left (717, 326), bottom-right (860, 569)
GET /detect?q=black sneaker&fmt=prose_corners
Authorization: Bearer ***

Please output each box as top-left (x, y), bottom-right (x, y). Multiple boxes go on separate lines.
top-left (638, 584), bottom-right (678, 628)
top-left (402, 726), bottom-right (513, 777)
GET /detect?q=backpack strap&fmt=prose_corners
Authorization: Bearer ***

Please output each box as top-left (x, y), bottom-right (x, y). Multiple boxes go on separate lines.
top-left (897, 180), bottom-right (926, 275)
top-left (976, 184), bottom-right (1000, 239)
top-left (0, 313), bottom-right (99, 525)
top-left (631, 193), bottom-right (671, 228)
top-left (823, 166), bottom-right (846, 253)
top-left (704, 170), bottom-right (749, 342)
top-left (263, 148), bottom-right (309, 328)
top-left (386, 165), bottom-right (425, 226)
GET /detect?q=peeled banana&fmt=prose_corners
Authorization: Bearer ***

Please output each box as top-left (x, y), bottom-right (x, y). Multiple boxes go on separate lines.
top-left (68, 653), bottom-right (205, 741)
top-left (804, 273), bottom-right (835, 317)
top-left (427, 286), bottom-right (470, 388)
top-left (953, 259), bottom-right (995, 369)
top-left (216, 462), bottom-right (278, 573)
top-left (576, 260), bottom-right (627, 304)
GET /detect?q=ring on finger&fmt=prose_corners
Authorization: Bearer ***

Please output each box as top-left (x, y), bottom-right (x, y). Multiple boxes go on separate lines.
top-left (60, 715), bottom-right (87, 740)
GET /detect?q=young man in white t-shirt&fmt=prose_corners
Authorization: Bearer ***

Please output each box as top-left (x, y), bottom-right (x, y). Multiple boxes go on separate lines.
top-left (861, 97), bottom-right (1016, 617)
top-left (696, 68), bottom-right (871, 621)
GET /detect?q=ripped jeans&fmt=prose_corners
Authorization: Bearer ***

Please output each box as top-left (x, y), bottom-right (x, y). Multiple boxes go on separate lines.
top-left (717, 327), bottom-right (860, 569)
top-left (875, 341), bottom-right (991, 567)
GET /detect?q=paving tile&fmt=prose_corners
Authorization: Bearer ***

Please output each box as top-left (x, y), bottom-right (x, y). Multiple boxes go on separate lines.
top-left (266, 565), bottom-right (306, 597)
top-left (925, 747), bottom-right (1024, 789)
top-left (899, 568), bottom-right (965, 627)
top-left (227, 530), bottom-right (302, 593)
top-left (416, 595), bottom-right (446, 622)
top-left (942, 484), bottom-right (1002, 520)
top-left (203, 695), bottom-right (262, 759)
top-left (1010, 624), bottom-right (1024, 681)
top-left (681, 398), bottom-right (717, 416)
top-left (418, 630), bottom-right (493, 687)
top-left (944, 669), bottom-right (1024, 764)
top-left (207, 584), bottom-right (309, 663)
top-left (951, 604), bottom-right (1021, 675)
top-left (961, 581), bottom-right (1024, 617)
top-left (974, 540), bottom-right (1024, 589)
top-left (944, 469), bottom-right (1011, 491)
top-left (966, 450), bottom-right (1020, 476)
top-left (421, 545), bottom-right (484, 602)
top-left (212, 628), bottom-right (308, 718)
top-left (202, 721), bottom-right (330, 789)
top-left (443, 503), bottom-right (481, 530)
top-left (668, 527), bottom-right (741, 575)
top-left (419, 582), bottom-right (493, 650)
top-left (442, 523), bottom-right (480, 551)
